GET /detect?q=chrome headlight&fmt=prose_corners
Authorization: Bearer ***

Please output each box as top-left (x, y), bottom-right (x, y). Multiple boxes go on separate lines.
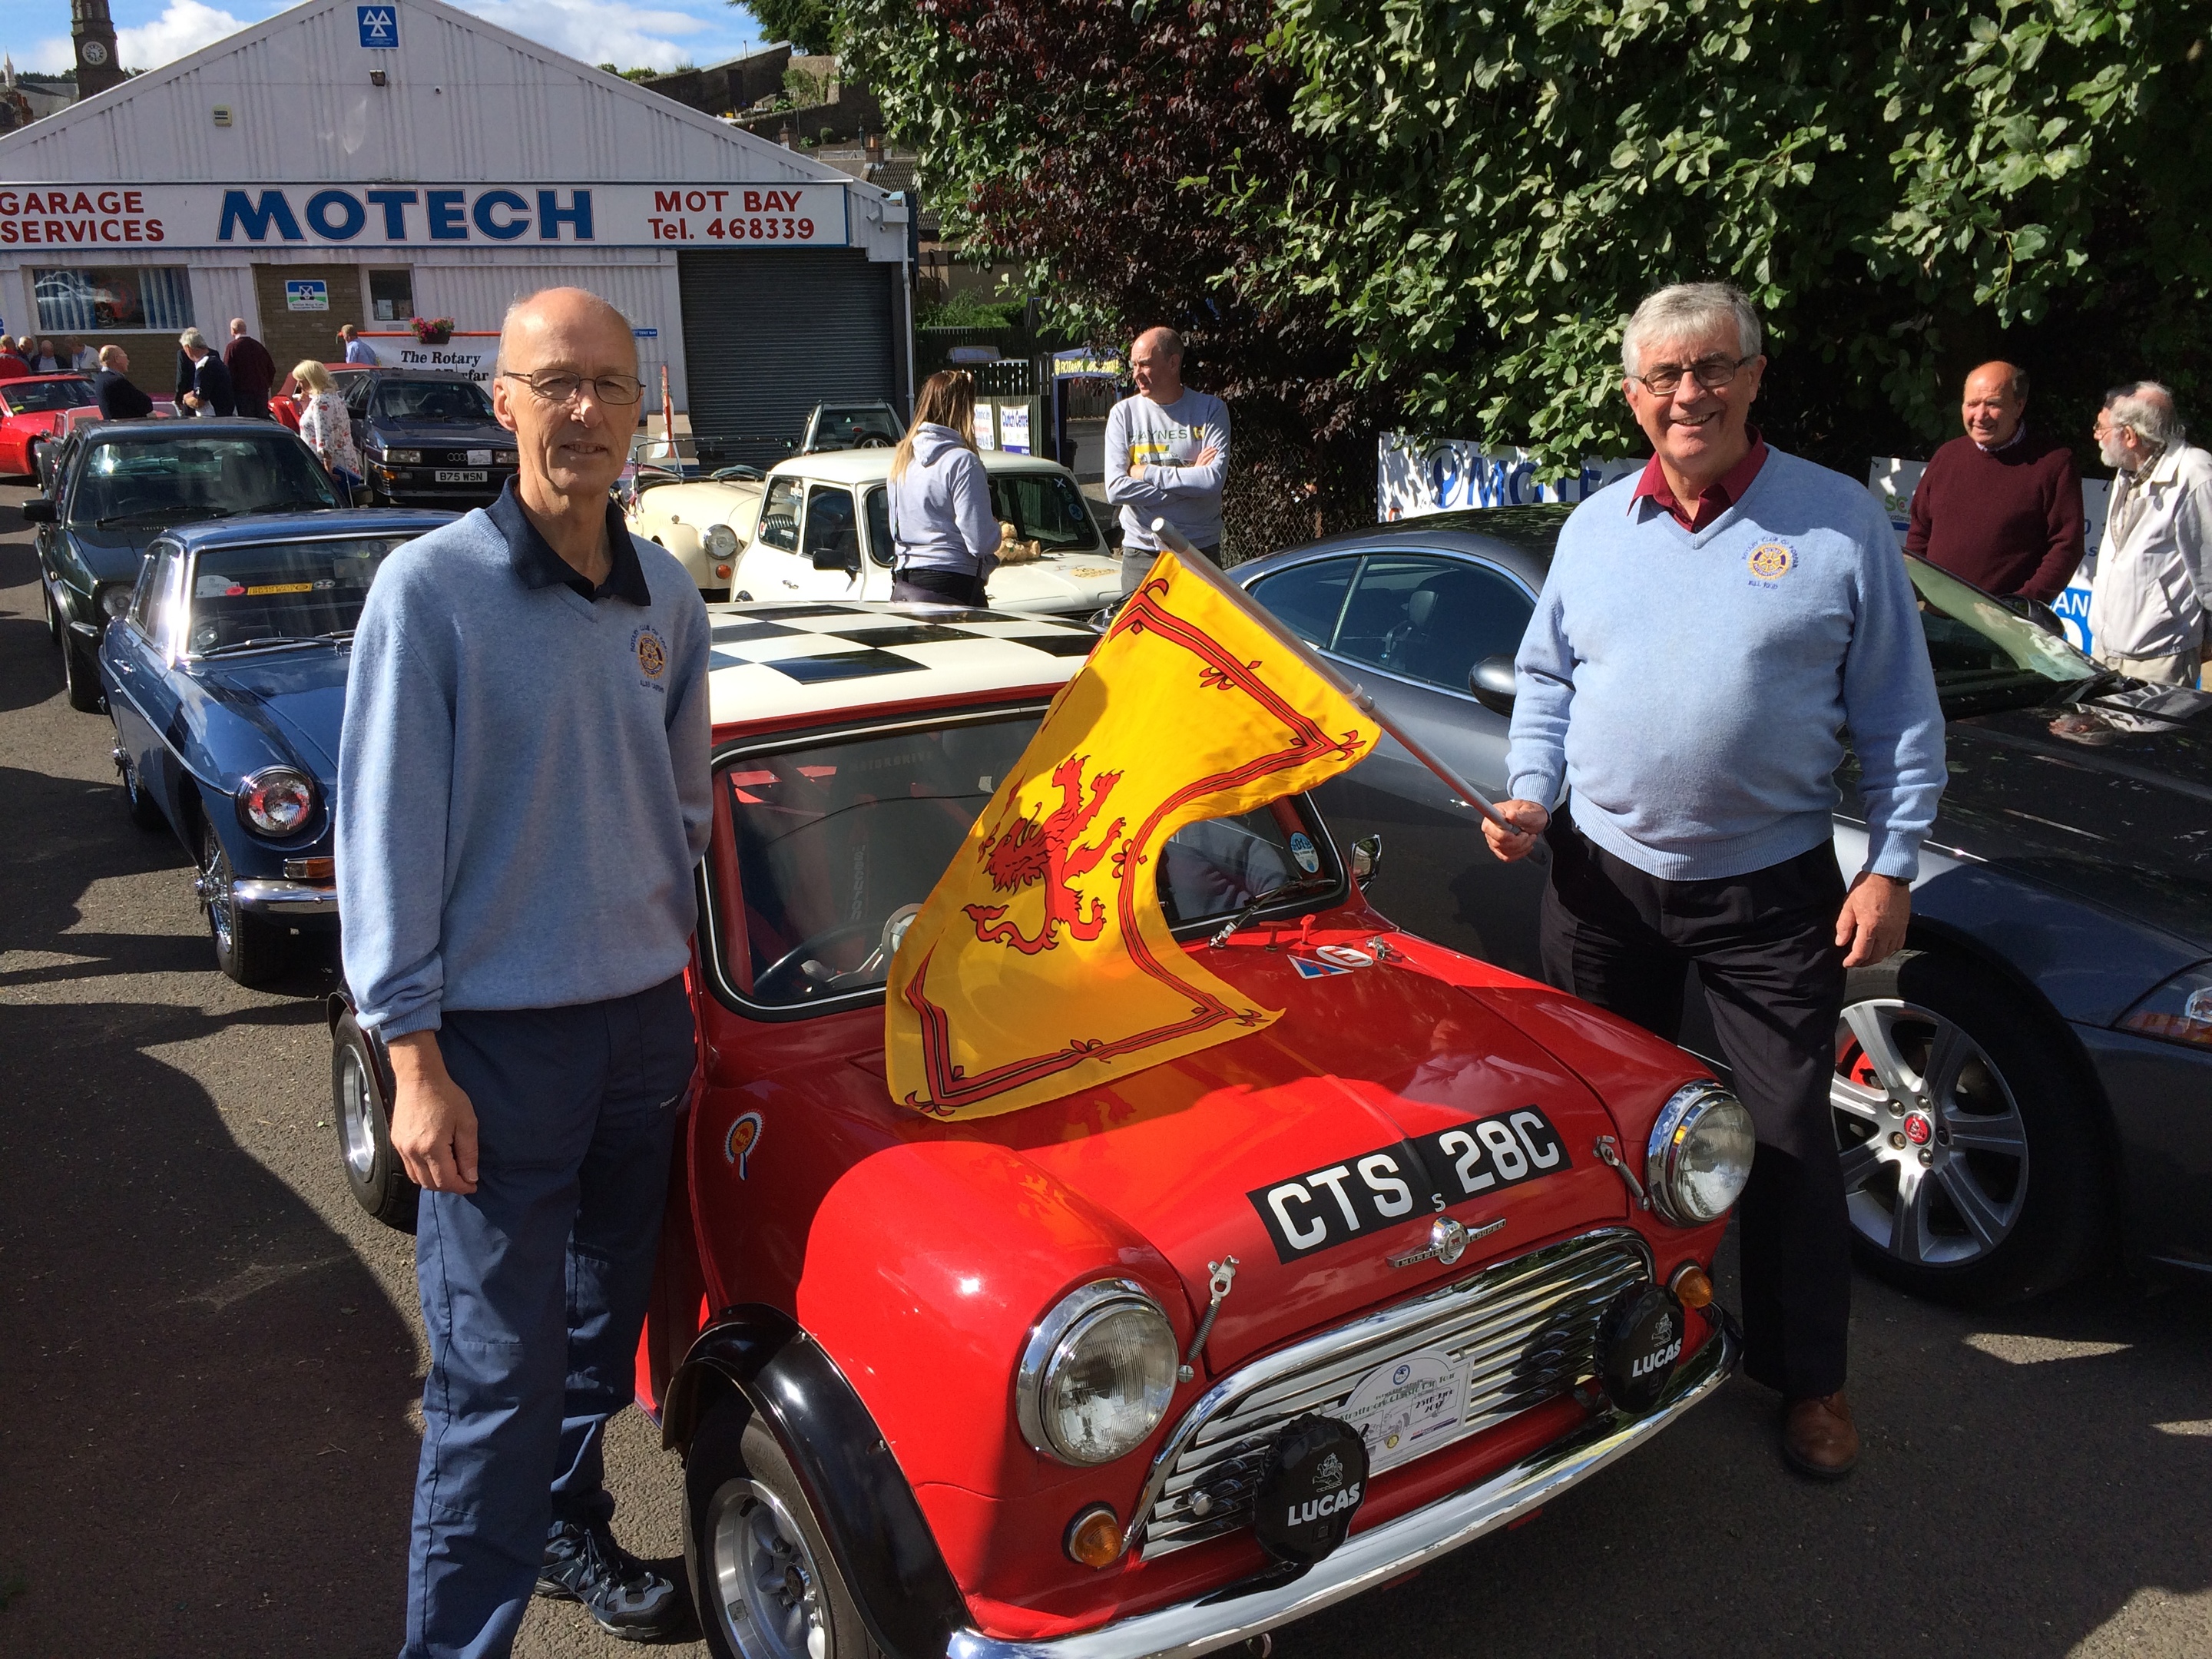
top-left (1015, 1280), bottom-right (1178, 1466)
top-left (494, 450), bottom-right (519, 466)
top-left (98, 583), bottom-right (133, 620)
top-left (704, 522), bottom-right (740, 560)
top-left (1646, 1083), bottom-right (1756, 1226)
top-left (237, 767), bottom-right (316, 837)
top-left (377, 447), bottom-right (422, 465)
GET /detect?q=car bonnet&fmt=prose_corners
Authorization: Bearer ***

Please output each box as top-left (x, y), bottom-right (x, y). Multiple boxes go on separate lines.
top-left (190, 648), bottom-right (349, 778)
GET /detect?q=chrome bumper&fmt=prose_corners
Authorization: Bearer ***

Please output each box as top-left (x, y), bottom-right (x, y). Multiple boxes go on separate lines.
top-left (945, 1316), bottom-right (1740, 1659)
top-left (232, 878), bottom-right (338, 916)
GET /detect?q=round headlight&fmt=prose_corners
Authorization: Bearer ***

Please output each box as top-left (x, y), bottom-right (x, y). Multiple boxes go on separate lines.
top-left (99, 584), bottom-right (134, 620)
top-left (1017, 1281), bottom-right (1178, 1466)
top-left (1646, 1083), bottom-right (1756, 1226)
top-left (237, 767), bottom-right (316, 837)
top-left (704, 522), bottom-right (740, 560)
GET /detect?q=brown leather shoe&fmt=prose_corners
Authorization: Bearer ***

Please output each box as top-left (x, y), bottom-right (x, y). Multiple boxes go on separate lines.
top-left (1782, 1391), bottom-right (1859, 1479)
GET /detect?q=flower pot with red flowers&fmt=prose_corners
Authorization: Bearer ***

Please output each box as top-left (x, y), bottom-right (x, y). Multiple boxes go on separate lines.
top-left (411, 316), bottom-right (455, 346)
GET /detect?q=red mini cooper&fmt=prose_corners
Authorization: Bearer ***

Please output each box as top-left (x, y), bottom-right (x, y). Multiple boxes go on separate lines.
top-left (331, 601), bottom-right (1754, 1659)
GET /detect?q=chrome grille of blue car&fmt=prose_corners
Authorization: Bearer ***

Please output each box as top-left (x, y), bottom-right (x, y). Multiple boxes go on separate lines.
top-left (1133, 1230), bottom-right (1652, 1561)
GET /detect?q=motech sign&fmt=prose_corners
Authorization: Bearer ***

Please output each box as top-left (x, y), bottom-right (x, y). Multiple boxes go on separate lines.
top-left (0, 184), bottom-right (851, 250)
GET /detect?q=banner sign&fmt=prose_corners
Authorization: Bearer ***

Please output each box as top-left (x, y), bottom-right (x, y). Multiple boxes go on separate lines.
top-left (1869, 458), bottom-right (2104, 657)
top-left (1378, 433), bottom-right (1641, 520)
top-left (0, 183), bottom-right (850, 250)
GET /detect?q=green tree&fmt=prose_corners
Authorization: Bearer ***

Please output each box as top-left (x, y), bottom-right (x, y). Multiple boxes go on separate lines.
top-left (744, 0), bottom-right (840, 55)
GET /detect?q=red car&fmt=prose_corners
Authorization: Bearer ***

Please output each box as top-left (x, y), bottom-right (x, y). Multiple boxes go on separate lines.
top-left (0, 373), bottom-right (98, 480)
top-left (270, 361), bottom-right (370, 432)
top-left (331, 602), bottom-right (1751, 1659)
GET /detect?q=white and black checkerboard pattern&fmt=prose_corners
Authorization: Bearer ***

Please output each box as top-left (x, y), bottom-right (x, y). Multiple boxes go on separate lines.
top-left (706, 602), bottom-right (1098, 685)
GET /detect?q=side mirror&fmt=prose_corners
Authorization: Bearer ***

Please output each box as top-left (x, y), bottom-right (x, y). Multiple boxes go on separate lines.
top-left (20, 498), bottom-right (57, 523)
top-left (1469, 654), bottom-right (1517, 716)
top-left (1349, 833), bottom-right (1383, 889)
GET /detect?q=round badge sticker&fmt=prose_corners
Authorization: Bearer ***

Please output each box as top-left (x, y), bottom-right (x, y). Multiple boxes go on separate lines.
top-left (1747, 541), bottom-right (1794, 580)
top-left (634, 627), bottom-right (667, 680)
top-left (1288, 831), bottom-right (1320, 874)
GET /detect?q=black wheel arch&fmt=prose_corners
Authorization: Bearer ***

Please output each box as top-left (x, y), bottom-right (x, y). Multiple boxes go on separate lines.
top-left (664, 1305), bottom-right (970, 1657)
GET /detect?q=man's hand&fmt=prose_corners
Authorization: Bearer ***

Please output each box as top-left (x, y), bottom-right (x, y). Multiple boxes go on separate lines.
top-left (1127, 457), bottom-right (1147, 480)
top-left (1835, 872), bottom-right (1911, 969)
top-left (1482, 800), bottom-right (1550, 863)
top-left (1194, 444), bottom-right (1220, 467)
top-left (385, 1031), bottom-right (479, 1194)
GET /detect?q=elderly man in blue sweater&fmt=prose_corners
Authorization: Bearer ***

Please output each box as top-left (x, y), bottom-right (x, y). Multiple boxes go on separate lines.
top-left (1484, 282), bottom-right (1946, 1482)
top-left (339, 287), bottom-right (710, 1654)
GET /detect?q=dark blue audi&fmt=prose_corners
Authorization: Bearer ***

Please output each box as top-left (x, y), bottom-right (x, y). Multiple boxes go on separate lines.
top-left (98, 510), bottom-right (453, 986)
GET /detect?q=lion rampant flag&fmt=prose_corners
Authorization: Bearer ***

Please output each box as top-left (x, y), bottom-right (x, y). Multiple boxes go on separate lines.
top-left (885, 546), bottom-right (1384, 1121)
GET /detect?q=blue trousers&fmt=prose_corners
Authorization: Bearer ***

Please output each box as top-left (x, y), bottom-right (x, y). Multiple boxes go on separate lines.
top-left (402, 975), bottom-right (695, 1659)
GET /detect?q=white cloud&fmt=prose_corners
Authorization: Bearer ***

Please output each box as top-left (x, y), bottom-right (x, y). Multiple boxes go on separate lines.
top-left (452, 0), bottom-right (727, 71)
top-left (116, 0), bottom-right (253, 70)
top-left (11, 35), bottom-right (79, 75)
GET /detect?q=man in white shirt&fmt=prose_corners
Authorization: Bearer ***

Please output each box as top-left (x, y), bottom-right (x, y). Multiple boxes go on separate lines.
top-left (1103, 326), bottom-right (1230, 590)
top-left (2088, 382), bottom-right (2212, 687)
top-left (339, 323), bottom-right (381, 367)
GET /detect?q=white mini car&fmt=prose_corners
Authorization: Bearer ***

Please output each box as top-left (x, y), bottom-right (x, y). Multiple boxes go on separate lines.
top-left (625, 463), bottom-right (767, 598)
top-left (730, 448), bottom-right (1124, 618)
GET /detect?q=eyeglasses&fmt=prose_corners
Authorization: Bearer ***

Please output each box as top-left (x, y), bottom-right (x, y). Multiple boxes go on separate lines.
top-left (498, 369), bottom-right (646, 407)
top-left (1632, 354), bottom-right (1757, 396)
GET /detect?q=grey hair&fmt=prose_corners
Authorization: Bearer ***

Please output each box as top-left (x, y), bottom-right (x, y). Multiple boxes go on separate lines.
top-left (1621, 282), bottom-right (1763, 378)
top-left (98, 343), bottom-right (125, 367)
top-left (178, 326), bottom-right (207, 353)
top-left (2109, 380), bottom-right (2185, 449)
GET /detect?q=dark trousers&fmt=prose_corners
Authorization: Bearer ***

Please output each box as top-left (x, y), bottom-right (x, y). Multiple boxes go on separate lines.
top-left (892, 566), bottom-right (988, 607)
top-left (1118, 542), bottom-right (1220, 593)
top-left (404, 975), bottom-right (695, 1659)
top-left (1538, 811), bottom-right (1851, 1399)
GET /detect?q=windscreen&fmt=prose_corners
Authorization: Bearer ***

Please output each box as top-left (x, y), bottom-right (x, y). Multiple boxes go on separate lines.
top-left (989, 471), bottom-right (1104, 551)
top-left (724, 715), bottom-right (1328, 1006)
top-left (816, 406), bottom-right (902, 446)
top-left (70, 434), bottom-right (342, 527)
top-left (371, 379), bottom-right (495, 422)
top-left (3, 377), bottom-right (97, 414)
top-left (183, 536), bottom-right (415, 655)
top-left (1906, 555), bottom-right (2098, 704)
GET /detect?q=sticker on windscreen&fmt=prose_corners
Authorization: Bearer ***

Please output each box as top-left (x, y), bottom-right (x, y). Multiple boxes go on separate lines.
top-left (1289, 831), bottom-right (1320, 874)
top-left (195, 575), bottom-right (232, 597)
top-left (1246, 1104), bottom-right (1571, 1263)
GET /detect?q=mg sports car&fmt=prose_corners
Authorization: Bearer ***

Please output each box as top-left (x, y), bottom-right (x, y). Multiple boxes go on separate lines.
top-left (1236, 506), bottom-right (2212, 1303)
top-left (330, 600), bottom-right (1755, 1657)
top-left (101, 510), bottom-right (452, 985)
top-left (0, 373), bottom-right (97, 482)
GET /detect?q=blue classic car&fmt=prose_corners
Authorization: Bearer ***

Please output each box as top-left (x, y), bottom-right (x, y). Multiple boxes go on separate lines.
top-left (98, 510), bottom-right (454, 985)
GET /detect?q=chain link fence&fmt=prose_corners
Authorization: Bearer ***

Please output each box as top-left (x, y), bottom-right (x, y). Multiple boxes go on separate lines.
top-left (1220, 418), bottom-right (1377, 567)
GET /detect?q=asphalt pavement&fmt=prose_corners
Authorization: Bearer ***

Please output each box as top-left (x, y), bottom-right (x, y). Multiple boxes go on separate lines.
top-left (2, 478), bottom-right (2207, 1657)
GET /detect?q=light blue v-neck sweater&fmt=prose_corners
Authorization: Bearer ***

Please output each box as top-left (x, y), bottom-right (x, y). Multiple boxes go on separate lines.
top-left (1505, 448), bottom-right (1947, 882)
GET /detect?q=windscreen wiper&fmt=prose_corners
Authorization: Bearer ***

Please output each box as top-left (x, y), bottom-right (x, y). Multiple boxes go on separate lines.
top-left (93, 507), bottom-right (190, 527)
top-left (196, 633), bottom-right (338, 657)
top-left (1207, 875), bottom-right (1335, 949)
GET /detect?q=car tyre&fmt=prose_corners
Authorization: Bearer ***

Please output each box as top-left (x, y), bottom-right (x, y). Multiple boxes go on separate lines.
top-left (61, 628), bottom-right (103, 712)
top-left (1831, 949), bottom-right (2108, 1304)
top-left (332, 1006), bottom-right (418, 1232)
top-left (200, 820), bottom-right (290, 988)
top-left (118, 747), bottom-right (167, 830)
top-left (685, 1396), bottom-right (886, 1659)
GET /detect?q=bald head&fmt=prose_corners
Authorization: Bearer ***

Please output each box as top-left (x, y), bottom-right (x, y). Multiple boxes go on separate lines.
top-left (1961, 359), bottom-right (2028, 448)
top-left (1131, 326), bottom-right (1186, 405)
top-left (498, 287), bottom-right (637, 376)
top-left (492, 286), bottom-right (641, 515)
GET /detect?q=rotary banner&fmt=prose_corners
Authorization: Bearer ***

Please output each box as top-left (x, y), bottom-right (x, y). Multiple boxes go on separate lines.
top-left (885, 547), bottom-right (1383, 1121)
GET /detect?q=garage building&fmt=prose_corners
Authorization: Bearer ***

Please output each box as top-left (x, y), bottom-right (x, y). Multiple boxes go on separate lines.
top-left (0, 0), bottom-right (913, 465)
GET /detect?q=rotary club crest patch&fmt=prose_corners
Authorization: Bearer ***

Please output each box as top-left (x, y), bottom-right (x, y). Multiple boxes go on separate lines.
top-left (1747, 541), bottom-right (1795, 581)
top-left (634, 625), bottom-right (668, 682)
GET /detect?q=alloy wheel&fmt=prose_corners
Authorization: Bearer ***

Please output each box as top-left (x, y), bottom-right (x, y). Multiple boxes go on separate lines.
top-left (199, 826), bottom-right (237, 960)
top-left (1831, 998), bottom-right (2029, 1268)
top-left (708, 1478), bottom-right (830, 1659)
top-left (337, 1043), bottom-right (379, 1181)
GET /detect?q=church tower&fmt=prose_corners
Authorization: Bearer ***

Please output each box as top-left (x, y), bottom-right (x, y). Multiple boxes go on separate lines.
top-left (71, 0), bottom-right (125, 99)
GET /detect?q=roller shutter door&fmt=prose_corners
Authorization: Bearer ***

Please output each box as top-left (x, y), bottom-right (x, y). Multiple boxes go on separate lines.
top-left (678, 248), bottom-right (897, 469)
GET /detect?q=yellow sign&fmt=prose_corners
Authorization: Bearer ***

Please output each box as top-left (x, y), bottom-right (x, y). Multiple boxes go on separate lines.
top-left (885, 548), bottom-right (1382, 1120)
top-left (244, 581), bottom-right (314, 595)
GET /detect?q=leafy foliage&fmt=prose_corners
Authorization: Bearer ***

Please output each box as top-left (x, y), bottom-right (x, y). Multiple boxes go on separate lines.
top-left (746, 0), bottom-right (842, 55)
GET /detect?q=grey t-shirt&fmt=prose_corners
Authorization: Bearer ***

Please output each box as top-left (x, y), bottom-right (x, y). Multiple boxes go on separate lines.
top-left (1103, 388), bottom-right (1230, 552)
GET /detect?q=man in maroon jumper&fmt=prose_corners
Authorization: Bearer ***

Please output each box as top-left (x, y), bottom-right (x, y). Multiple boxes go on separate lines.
top-left (1906, 361), bottom-right (2084, 601)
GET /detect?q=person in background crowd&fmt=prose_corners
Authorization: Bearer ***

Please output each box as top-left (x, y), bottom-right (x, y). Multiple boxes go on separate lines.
top-left (68, 336), bottom-right (98, 373)
top-left (886, 369), bottom-right (1002, 605)
top-left (177, 329), bottom-right (236, 416)
top-left (293, 359), bottom-right (363, 500)
top-left (0, 337), bottom-right (28, 382)
top-left (225, 318), bottom-right (277, 420)
top-left (339, 287), bottom-right (704, 1657)
top-left (2087, 382), bottom-right (2212, 687)
top-left (339, 323), bottom-right (381, 367)
top-left (31, 337), bottom-right (61, 373)
top-left (1104, 326), bottom-right (1230, 589)
top-left (1905, 361), bottom-right (2083, 601)
top-left (93, 345), bottom-right (154, 420)
top-left (1485, 280), bottom-right (1946, 1483)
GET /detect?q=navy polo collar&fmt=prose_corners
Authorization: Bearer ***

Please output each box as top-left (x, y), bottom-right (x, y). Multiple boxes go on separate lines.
top-left (487, 475), bottom-right (651, 606)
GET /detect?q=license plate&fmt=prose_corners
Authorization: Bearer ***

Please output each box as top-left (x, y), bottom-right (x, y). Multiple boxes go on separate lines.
top-left (435, 469), bottom-right (488, 482)
top-left (1341, 1349), bottom-right (1468, 1472)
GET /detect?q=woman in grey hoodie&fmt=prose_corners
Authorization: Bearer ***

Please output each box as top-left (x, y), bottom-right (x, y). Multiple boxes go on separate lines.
top-left (888, 370), bottom-right (1002, 605)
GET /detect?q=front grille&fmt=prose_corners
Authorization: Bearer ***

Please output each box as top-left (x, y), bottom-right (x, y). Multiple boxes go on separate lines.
top-left (1134, 1230), bottom-right (1651, 1560)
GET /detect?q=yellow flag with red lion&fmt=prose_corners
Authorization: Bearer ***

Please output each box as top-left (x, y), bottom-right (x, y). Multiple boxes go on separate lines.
top-left (884, 547), bottom-right (1383, 1120)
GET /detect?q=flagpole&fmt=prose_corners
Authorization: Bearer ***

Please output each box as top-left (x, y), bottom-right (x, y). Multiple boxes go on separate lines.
top-left (1147, 519), bottom-right (1523, 836)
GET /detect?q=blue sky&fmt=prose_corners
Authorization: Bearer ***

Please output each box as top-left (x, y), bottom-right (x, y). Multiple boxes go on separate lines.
top-left (3, 0), bottom-right (769, 78)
